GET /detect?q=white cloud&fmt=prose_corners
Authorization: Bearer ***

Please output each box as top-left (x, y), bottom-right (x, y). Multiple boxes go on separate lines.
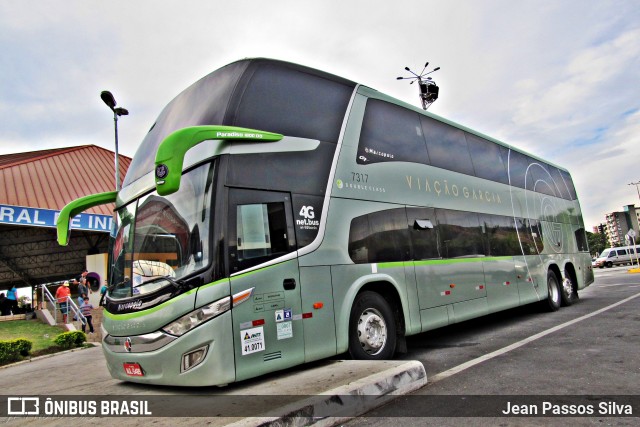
top-left (0, 0), bottom-right (639, 231)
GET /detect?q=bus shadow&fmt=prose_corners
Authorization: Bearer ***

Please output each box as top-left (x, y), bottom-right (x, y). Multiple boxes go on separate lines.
top-left (403, 302), bottom-right (546, 352)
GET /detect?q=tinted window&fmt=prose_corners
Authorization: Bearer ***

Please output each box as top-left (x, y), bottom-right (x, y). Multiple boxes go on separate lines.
top-left (407, 207), bottom-right (440, 260)
top-left (348, 208), bottom-right (410, 263)
top-left (479, 214), bottom-right (520, 256)
top-left (517, 218), bottom-right (535, 255)
top-left (124, 61), bottom-right (248, 185)
top-left (550, 167), bottom-right (570, 200)
top-left (508, 150), bottom-right (574, 200)
top-left (507, 150), bottom-right (531, 190)
top-left (227, 141), bottom-right (336, 196)
top-left (292, 195), bottom-right (324, 248)
top-left (528, 161), bottom-right (558, 197)
top-left (466, 134), bottom-right (509, 184)
top-left (517, 218), bottom-right (544, 255)
top-left (575, 228), bottom-right (589, 252)
top-left (232, 63), bottom-right (354, 143)
top-left (124, 60), bottom-right (355, 186)
top-left (357, 99), bottom-right (429, 165)
top-left (421, 116), bottom-right (475, 176)
top-left (617, 249), bottom-right (627, 255)
top-left (437, 209), bottom-right (484, 258)
top-left (348, 215), bottom-right (370, 264)
top-left (560, 170), bottom-right (578, 200)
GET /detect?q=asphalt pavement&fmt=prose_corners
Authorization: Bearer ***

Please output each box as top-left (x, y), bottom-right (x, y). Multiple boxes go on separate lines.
top-left (2, 266), bottom-right (639, 426)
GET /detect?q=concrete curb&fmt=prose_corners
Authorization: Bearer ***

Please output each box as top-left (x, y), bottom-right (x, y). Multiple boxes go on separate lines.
top-left (227, 360), bottom-right (427, 427)
top-left (627, 268), bottom-right (640, 274)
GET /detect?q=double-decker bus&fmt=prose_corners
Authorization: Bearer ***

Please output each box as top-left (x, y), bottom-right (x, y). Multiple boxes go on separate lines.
top-left (57, 58), bottom-right (593, 386)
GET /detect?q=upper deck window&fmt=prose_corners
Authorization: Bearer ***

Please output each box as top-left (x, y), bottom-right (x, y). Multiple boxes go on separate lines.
top-left (420, 115), bottom-right (475, 176)
top-left (466, 133), bottom-right (509, 184)
top-left (357, 99), bottom-right (429, 165)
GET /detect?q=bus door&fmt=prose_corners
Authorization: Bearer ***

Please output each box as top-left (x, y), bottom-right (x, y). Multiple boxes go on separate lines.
top-left (227, 188), bottom-right (304, 381)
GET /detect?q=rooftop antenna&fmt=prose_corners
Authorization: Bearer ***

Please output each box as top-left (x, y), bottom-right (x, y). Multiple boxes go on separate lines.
top-left (397, 61), bottom-right (440, 110)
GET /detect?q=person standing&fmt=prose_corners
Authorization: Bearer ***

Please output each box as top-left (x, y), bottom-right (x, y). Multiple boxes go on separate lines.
top-left (72, 270), bottom-right (91, 303)
top-left (77, 278), bottom-right (89, 307)
top-left (80, 297), bottom-right (94, 334)
top-left (55, 281), bottom-right (71, 323)
top-left (6, 285), bottom-right (18, 315)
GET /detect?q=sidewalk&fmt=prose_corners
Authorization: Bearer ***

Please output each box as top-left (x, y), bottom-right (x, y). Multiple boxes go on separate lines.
top-left (1, 345), bottom-right (426, 426)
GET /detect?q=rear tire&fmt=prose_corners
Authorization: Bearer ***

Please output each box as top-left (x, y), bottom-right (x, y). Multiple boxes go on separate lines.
top-left (541, 271), bottom-right (561, 312)
top-left (560, 269), bottom-right (578, 306)
top-left (348, 291), bottom-right (397, 360)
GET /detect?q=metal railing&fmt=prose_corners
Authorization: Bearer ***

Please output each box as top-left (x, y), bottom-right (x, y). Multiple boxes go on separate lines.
top-left (40, 284), bottom-right (86, 326)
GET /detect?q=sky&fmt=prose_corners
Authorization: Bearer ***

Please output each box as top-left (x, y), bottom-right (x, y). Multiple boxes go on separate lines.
top-left (1, 0), bottom-right (639, 230)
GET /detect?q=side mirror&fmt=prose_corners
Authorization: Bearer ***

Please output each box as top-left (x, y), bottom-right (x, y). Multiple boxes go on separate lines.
top-left (56, 191), bottom-right (118, 246)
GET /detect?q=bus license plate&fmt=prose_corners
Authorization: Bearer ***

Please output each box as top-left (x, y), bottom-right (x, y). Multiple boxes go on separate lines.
top-left (123, 362), bottom-right (144, 377)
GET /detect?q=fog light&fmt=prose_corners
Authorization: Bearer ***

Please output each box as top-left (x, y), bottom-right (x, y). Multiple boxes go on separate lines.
top-left (181, 345), bottom-right (208, 372)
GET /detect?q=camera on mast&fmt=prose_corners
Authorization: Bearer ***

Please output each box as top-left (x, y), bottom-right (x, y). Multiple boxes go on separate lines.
top-left (397, 61), bottom-right (441, 110)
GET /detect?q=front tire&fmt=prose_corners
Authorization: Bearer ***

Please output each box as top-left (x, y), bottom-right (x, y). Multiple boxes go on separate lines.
top-left (541, 271), bottom-right (561, 312)
top-left (348, 291), bottom-right (397, 360)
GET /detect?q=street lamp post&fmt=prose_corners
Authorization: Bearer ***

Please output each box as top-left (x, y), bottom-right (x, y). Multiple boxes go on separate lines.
top-left (100, 91), bottom-right (128, 191)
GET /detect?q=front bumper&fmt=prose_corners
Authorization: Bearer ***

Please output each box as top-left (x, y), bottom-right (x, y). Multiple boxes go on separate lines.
top-left (102, 311), bottom-right (235, 386)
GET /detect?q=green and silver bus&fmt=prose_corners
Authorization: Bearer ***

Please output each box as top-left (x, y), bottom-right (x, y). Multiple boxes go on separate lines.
top-left (57, 58), bottom-right (593, 386)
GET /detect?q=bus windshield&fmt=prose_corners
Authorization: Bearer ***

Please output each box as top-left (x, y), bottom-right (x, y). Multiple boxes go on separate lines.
top-left (109, 162), bottom-right (215, 299)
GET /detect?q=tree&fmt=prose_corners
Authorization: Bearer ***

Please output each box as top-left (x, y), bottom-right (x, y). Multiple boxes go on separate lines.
top-left (587, 231), bottom-right (607, 257)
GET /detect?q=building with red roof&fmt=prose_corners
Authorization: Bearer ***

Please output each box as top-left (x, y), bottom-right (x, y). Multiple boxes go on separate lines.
top-left (0, 145), bottom-right (131, 295)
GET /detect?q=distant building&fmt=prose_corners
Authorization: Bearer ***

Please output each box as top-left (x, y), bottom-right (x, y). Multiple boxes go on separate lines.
top-left (0, 145), bottom-right (131, 296)
top-left (604, 205), bottom-right (640, 247)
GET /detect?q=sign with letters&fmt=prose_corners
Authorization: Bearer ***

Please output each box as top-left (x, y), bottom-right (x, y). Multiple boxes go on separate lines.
top-left (0, 203), bottom-right (113, 233)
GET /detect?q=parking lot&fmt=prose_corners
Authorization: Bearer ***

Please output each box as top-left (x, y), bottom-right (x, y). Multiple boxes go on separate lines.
top-left (349, 266), bottom-right (640, 425)
top-left (2, 266), bottom-right (638, 426)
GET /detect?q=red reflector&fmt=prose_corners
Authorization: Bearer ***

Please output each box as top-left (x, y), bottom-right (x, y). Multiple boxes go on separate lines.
top-left (479, 285), bottom-right (484, 290)
top-left (302, 312), bottom-right (313, 319)
top-left (253, 319), bottom-right (265, 326)
top-left (313, 302), bottom-right (324, 309)
top-left (445, 291), bottom-right (451, 295)
top-left (123, 362), bottom-right (144, 377)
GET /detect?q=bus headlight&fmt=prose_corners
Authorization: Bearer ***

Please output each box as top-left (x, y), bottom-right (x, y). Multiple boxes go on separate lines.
top-left (162, 297), bottom-right (231, 336)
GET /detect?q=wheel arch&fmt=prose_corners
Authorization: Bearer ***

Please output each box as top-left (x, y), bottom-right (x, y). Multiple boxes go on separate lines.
top-left (548, 263), bottom-right (562, 285)
top-left (562, 261), bottom-right (579, 291)
top-left (336, 274), bottom-right (407, 354)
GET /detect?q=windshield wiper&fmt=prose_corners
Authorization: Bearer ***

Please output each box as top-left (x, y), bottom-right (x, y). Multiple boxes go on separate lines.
top-left (162, 275), bottom-right (189, 290)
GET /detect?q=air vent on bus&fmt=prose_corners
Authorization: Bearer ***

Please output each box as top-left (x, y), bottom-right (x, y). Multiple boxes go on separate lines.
top-left (264, 351), bottom-right (282, 362)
